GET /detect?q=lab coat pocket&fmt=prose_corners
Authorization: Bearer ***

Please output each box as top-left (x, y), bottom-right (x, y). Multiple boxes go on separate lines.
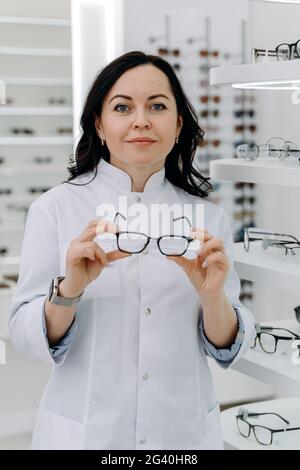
top-left (40, 408), bottom-right (84, 450)
top-left (200, 402), bottom-right (224, 450)
top-left (59, 245), bottom-right (122, 300)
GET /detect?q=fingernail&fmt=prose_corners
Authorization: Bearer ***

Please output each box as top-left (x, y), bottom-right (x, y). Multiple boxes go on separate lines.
top-left (202, 260), bottom-right (207, 268)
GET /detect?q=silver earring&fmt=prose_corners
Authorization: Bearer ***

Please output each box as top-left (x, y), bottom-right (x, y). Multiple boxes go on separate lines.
top-left (100, 138), bottom-right (105, 146)
top-left (175, 136), bottom-right (179, 144)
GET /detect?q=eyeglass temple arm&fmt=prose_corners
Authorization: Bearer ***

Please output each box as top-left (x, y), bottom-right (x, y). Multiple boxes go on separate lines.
top-left (172, 215), bottom-right (192, 229)
top-left (252, 48), bottom-right (277, 61)
top-left (114, 211), bottom-right (127, 224)
top-left (258, 325), bottom-right (299, 335)
top-left (238, 408), bottom-right (289, 425)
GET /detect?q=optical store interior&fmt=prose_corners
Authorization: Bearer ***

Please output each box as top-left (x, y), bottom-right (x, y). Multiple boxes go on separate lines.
top-left (1, 0), bottom-right (300, 451)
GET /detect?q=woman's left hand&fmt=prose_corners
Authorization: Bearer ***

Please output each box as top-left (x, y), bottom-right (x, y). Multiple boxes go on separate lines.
top-left (167, 228), bottom-right (230, 298)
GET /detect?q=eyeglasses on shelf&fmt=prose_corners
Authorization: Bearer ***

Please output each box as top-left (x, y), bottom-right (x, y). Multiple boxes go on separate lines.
top-left (157, 47), bottom-right (180, 57)
top-left (244, 227), bottom-right (300, 255)
top-left (236, 408), bottom-right (300, 446)
top-left (252, 39), bottom-right (300, 63)
top-left (234, 109), bottom-right (255, 118)
top-left (236, 137), bottom-right (300, 161)
top-left (251, 323), bottom-right (300, 354)
top-left (112, 212), bottom-right (196, 256)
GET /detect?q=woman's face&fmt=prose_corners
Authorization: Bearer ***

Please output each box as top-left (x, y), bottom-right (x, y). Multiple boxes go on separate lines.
top-left (95, 64), bottom-right (183, 171)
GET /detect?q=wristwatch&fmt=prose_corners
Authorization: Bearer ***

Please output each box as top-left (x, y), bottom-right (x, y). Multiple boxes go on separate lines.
top-left (48, 276), bottom-right (84, 306)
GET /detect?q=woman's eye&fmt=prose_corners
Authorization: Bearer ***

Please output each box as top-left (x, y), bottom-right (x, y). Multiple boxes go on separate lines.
top-left (114, 103), bottom-right (166, 113)
top-left (114, 104), bottom-right (129, 113)
top-left (151, 103), bottom-right (166, 111)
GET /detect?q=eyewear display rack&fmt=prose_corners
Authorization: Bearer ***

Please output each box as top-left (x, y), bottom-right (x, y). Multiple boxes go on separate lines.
top-left (209, 56), bottom-right (300, 450)
top-left (0, 14), bottom-right (72, 448)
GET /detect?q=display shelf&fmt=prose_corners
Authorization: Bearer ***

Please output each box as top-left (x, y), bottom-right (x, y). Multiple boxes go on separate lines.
top-left (0, 165), bottom-right (68, 176)
top-left (0, 136), bottom-right (73, 145)
top-left (0, 16), bottom-right (70, 27)
top-left (234, 242), bottom-right (300, 293)
top-left (0, 107), bottom-right (72, 116)
top-left (0, 47), bottom-right (71, 57)
top-left (210, 60), bottom-right (300, 88)
top-left (231, 319), bottom-right (300, 397)
top-left (221, 397), bottom-right (300, 450)
top-left (210, 158), bottom-right (300, 186)
top-left (2, 77), bottom-right (72, 86)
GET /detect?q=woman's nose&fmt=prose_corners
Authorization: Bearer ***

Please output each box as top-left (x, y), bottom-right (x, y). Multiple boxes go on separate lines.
top-left (132, 112), bottom-right (151, 128)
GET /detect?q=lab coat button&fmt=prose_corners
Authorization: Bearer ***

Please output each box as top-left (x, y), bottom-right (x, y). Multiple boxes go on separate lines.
top-left (143, 373), bottom-right (149, 380)
top-left (135, 196), bottom-right (141, 202)
top-left (145, 307), bottom-right (151, 315)
top-left (139, 438), bottom-right (146, 444)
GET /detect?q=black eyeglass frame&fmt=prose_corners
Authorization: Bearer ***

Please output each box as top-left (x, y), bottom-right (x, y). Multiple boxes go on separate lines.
top-left (251, 324), bottom-right (300, 354)
top-left (252, 40), bottom-right (300, 63)
top-left (236, 411), bottom-right (300, 446)
top-left (113, 212), bottom-right (195, 256)
top-left (244, 228), bottom-right (300, 253)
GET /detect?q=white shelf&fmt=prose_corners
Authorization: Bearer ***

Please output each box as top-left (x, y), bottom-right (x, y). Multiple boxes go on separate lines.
top-left (221, 397), bottom-right (300, 450)
top-left (0, 136), bottom-right (73, 146)
top-left (234, 242), bottom-right (300, 293)
top-left (2, 77), bottom-right (72, 86)
top-left (232, 319), bottom-right (300, 397)
top-left (0, 47), bottom-right (71, 57)
top-left (0, 107), bottom-right (72, 116)
top-left (0, 16), bottom-right (70, 27)
top-left (0, 165), bottom-right (67, 176)
top-left (210, 60), bottom-right (300, 87)
top-left (210, 158), bottom-right (300, 186)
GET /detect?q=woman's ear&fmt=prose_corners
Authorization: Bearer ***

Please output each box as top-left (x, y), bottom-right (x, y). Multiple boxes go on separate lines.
top-left (177, 115), bottom-right (183, 135)
top-left (95, 115), bottom-right (104, 139)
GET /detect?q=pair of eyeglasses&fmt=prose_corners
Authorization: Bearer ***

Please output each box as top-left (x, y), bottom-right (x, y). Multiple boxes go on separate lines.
top-left (112, 213), bottom-right (196, 256)
top-left (28, 186), bottom-right (51, 194)
top-left (234, 182), bottom-right (256, 189)
top-left (234, 95), bottom-right (255, 104)
top-left (157, 47), bottom-right (180, 57)
top-left (199, 79), bottom-right (209, 87)
top-left (201, 139), bottom-right (221, 147)
top-left (252, 39), bottom-right (300, 63)
top-left (234, 196), bottom-right (256, 205)
top-left (244, 228), bottom-right (300, 254)
top-left (199, 109), bottom-right (219, 118)
top-left (33, 156), bottom-right (52, 164)
top-left (198, 49), bottom-right (219, 58)
top-left (199, 95), bottom-right (221, 104)
top-left (234, 109), bottom-right (255, 118)
top-left (56, 127), bottom-right (72, 135)
top-left (0, 188), bottom-right (12, 195)
top-left (48, 97), bottom-right (66, 105)
top-left (235, 124), bottom-right (257, 133)
top-left (252, 323), bottom-right (300, 354)
top-left (11, 127), bottom-right (34, 135)
top-left (236, 409), bottom-right (300, 446)
top-left (236, 137), bottom-right (300, 161)
top-left (234, 210), bottom-right (256, 221)
top-left (240, 292), bottom-right (253, 301)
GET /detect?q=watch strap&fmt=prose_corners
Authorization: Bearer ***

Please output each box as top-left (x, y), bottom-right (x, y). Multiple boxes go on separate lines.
top-left (49, 276), bottom-right (84, 306)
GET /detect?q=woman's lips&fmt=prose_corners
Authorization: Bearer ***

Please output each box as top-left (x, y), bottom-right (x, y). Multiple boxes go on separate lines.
top-left (127, 141), bottom-right (156, 146)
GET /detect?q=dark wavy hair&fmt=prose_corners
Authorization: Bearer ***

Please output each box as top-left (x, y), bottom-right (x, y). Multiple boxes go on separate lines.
top-left (62, 50), bottom-right (213, 198)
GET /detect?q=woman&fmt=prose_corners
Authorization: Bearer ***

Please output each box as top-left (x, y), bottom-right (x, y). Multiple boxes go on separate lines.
top-left (9, 51), bottom-right (255, 450)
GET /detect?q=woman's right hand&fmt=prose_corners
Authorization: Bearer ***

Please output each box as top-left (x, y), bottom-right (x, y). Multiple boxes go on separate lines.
top-left (61, 219), bottom-right (131, 297)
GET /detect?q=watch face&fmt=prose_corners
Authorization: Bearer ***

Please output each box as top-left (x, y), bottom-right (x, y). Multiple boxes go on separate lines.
top-left (49, 278), bottom-right (55, 299)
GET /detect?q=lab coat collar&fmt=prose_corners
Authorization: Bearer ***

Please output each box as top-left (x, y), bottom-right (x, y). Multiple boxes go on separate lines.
top-left (97, 157), bottom-right (166, 195)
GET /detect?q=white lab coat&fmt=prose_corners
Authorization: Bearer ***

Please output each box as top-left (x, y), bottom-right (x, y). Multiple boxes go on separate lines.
top-left (8, 158), bottom-right (255, 450)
